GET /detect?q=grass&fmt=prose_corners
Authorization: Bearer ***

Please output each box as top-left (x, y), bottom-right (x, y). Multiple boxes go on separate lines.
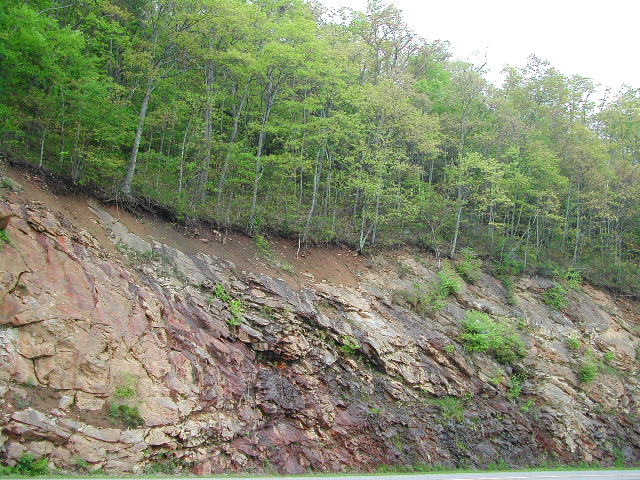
top-left (0, 454), bottom-right (49, 477)
top-left (423, 395), bottom-right (465, 422)
top-left (209, 283), bottom-right (245, 327)
top-left (1, 463), bottom-right (638, 478)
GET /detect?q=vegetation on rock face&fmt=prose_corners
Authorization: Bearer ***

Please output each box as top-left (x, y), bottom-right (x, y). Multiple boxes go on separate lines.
top-left (108, 403), bottom-right (144, 428)
top-left (0, 0), bottom-right (638, 295)
top-left (460, 311), bottom-right (527, 364)
top-left (0, 453), bottom-right (49, 476)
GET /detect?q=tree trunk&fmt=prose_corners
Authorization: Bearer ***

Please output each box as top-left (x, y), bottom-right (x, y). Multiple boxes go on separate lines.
top-left (216, 81), bottom-right (250, 211)
top-left (123, 79), bottom-right (154, 198)
top-left (248, 69), bottom-right (277, 233)
top-left (193, 61), bottom-right (215, 206)
top-left (302, 146), bottom-right (324, 244)
top-left (450, 184), bottom-right (463, 257)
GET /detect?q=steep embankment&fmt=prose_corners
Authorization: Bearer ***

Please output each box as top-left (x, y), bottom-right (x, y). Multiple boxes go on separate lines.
top-left (1, 168), bottom-right (639, 474)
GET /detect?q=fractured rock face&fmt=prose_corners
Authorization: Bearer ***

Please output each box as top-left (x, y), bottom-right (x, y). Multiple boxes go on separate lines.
top-left (0, 199), bottom-right (639, 473)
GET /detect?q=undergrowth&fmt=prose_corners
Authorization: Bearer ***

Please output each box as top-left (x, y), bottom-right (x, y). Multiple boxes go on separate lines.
top-left (460, 311), bottom-right (527, 364)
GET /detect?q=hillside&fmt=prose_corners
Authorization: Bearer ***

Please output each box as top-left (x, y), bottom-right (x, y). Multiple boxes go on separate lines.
top-left (1, 166), bottom-right (639, 474)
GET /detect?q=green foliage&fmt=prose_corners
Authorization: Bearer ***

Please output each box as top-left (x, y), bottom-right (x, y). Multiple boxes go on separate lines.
top-left (1, 0), bottom-right (639, 298)
top-left (425, 396), bottom-right (465, 422)
top-left (0, 229), bottom-right (10, 246)
top-left (428, 268), bottom-right (462, 311)
top-left (454, 248), bottom-right (482, 283)
top-left (543, 284), bottom-right (569, 311)
top-left (340, 335), bottom-right (360, 355)
top-left (108, 403), bottom-right (144, 428)
top-left (0, 453), bottom-right (49, 477)
top-left (520, 399), bottom-right (535, 413)
top-left (227, 299), bottom-right (244, 327)
top-left (578, 361), bottom-right (599, 383)
top-left (498, 275), bottom-right (517, 305)
top-left (254, 234), bottom-right (272, 258)
top-left (603, 351), bottom-right (615, 364)
top-left (444, 344), bottom-right (455, 354)
top-left (508, 373), bottom-right (525, 399)
top-left (212, 283), bottom-right (231, 303)
top-left (114, 373), bottom-right (137, 398)
top-left (460, 311), bottom-right (527, 364)
top-left (567, 335), bottom-right (582, 351)
top-left (554, 267), bottom-right (583, 289)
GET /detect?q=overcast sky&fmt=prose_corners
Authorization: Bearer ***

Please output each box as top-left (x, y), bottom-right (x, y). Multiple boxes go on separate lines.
top-left (319, 0), bottom-right (638, 92)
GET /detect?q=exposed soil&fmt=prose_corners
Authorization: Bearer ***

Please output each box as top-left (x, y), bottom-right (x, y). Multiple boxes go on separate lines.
top-left (3, 163), bottom-right (364, 289)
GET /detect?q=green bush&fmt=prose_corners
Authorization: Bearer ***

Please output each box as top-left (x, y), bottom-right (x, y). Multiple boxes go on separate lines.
top-left (460, 311), bottom-right (527, 364)
top-left (498, 275), bottom-right (517, 305)
top-left (428, 268), bottom-right (462, 311)
top-left (603, 351), bottom-right (615, 364)
top-left (108, 403), bottom-right (144, 428)
top-left (455, 248), bottom-right (482, 283)
top-left (254, 234), bottom-right (272, 257)
top-left (227, 299), bottom-right (244, 326)
top-left (567, 335), bottom-right (582, 351)
top-left (212, 283), bottom-right (231, 303)
top-left (578, 361), bottom-right (598, 383)
top-left (544, 284), bottom-right (568, 310)
top-left (554, 267), bottom-right (582, 289)
top-left (0, 229), bottom-right (10, 246)
top-left (0, 453), bottom-right (49, 477)
top-left (508, 373), bottom-right (525, 399)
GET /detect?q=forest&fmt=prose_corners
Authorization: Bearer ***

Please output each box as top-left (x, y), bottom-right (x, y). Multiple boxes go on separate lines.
top-left (1, 0), bottom-right (639, 295)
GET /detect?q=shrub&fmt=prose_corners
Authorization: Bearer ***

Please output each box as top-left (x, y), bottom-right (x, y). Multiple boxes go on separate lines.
top-left (460, 311), bottom-right (527, 364)
top-left (567, 335), bottom-right (582, 351)
top-left (212, 283), bottom-right (231, 303)
top-left (455, 248), bottom-right (482, 283)
top-left (428, 268), bottom-right (461, 311)
top-left (603, 351), bottom-right (615, 365)
top-left (0, 229), bottom-right (10, 246)
top-left (0, 453), bottom-right (50, 477)
top-left (227, 299), bottom-right (244, 326)
top-left (254, 234), bottom-right (272, 257)
top-left (578, 361), bottom-right (598, 383)
top-left (554, 267), bottom-right (582, 289)
top-left (340, 335), bottom-right (360, 355)
top-left (544, 284), bottom-right (568, 310)
top-left (520, 399), bottom-right (534, 413)
top-left (498, 275), bottom-right (517, 305)
top-left (109, 403), bottom-right (144, 428)
top-left (508, 373), bottom-right (525, 399)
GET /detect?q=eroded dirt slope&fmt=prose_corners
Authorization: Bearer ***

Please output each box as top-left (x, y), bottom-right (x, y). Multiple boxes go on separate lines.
top-left (1, 168), bottom-right (639, 474)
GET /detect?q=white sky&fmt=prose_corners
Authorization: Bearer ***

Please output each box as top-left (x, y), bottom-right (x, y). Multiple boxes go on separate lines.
top-left (320, 0), bottom-right (639, 92)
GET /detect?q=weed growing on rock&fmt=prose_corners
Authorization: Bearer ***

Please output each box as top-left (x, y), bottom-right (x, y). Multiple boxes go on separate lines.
top-left (603, 351), bottom-right (615, 364)
top-left (212, 283), bottom-right (231, 303)
top-left (108, 403), bottom-right (144, 428)
top-left (227, 299), bottom-right (245, 326)
top-left (543, 284), bottom-right (568, 310)
top-left (0, 453), bottom-right (49, 476)
top-left (444, 344), bottom-right (455, 354)
top-left (578, 360), bottom-right (599, 383)
top-left (424, 396), bottom-right (465, 422)
top-left (460, 311), bottom-right (527, 364)
top-left (0, 229), bottom-right (10, 247)
top-left (508, 373), bottom-right (525, 399)
top-left (114, 373), bottom-right (137, 398)
top-left (428, 268), bottom-right (462, 311)
top-left (454, 248), bottom-right (482, 283)
top-left (567, 335), bottom-right (582, 351)
top-left (340, 335), bottom-right (360, 355)
top-left (520, 399), bottom-right (534, 413)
